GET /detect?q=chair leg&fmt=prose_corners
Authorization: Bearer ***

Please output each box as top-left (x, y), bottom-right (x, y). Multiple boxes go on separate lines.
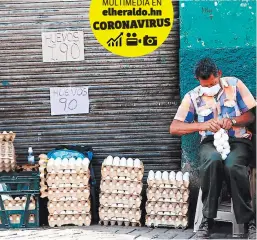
top-left (231, 200), bottom-right (245, 237)
top-left (194, 188), bottom-right (203, 232)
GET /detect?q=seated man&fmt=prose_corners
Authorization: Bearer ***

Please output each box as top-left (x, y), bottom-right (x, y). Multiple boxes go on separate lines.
top-left (170, 58), bottom-right (256, 239)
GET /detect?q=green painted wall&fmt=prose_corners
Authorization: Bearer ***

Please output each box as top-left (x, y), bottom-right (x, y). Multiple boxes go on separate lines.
top-left (180, 0), bottom-right (256, 170)
top-left (179, 0), bottom-right (256, 224)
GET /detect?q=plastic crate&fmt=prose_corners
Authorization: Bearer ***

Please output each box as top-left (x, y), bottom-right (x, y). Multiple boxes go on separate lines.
top-left (0, 171), bottom-right (40, 228)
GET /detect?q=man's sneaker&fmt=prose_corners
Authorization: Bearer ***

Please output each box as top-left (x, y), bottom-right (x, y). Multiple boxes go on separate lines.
top-left (247, 218), bottom-right (256, 239)
top-left (195, 217), bottom-right (214, 239)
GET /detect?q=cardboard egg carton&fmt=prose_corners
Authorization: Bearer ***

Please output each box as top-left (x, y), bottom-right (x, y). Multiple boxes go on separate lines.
top-left (48, 214), bottom-right (91, 227)
top-left (99, 207), bottom-right (141, 221)
top-left (3, 197), bottom-right (36, 210)
top-left (147, 180), bottom-right (189, 189)
top-left (47, 169), bottom-right (90, 176)
top-left (0, 141), bottom-right (16, 172)
top-left (99, 217), bottom-right (141, 227)
top-left (48, 201), bottom-right (91, 214)
top-left (48, 200), bottom-right (90, 214)
top-left (46, 174), bottom-right (90, 186)
top-left (99, 193), bottom-right (142, 208)
top-left (145, 215), bottom-right (188, 228)
top-left (147, 189), bottom-right (189, 202)
top-left (0, 131), bottom-right (16, 142)
top-left (47, 188), bottom-right (90, 200)
top-left (99, 206), bottom-right (139, 214)
top-left (146, 201), bottom-right (188, 215)
top-left (101, 166), bottom-right (144, 180)
top-left (100, 179), bottom-right (142, 194)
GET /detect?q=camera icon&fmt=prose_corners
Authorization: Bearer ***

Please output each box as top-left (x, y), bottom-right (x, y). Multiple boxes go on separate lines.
top-left (143, 35), bottom-right (158, 46)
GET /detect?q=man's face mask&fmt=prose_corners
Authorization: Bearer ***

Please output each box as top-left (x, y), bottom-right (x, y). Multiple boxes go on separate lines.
top-left (200, 83), bottom-right (221, 96)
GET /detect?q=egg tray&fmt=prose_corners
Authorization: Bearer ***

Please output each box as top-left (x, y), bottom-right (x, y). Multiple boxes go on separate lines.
top-left (48, 214), bottom-right (91, 227)
top-left (48, 205), bottom-right (91, 215)
top-left (46, 176), bottom-right (90, 186)
top-left (146, 203), bottom-right (188, 214)
top-left (47, 196), bottom-right (89, 202)
top-left (147, 186), bottom-right (189, 193)
top-left (146, 199), bottom-right (187, 206)
top-left (0, 132), bottom-right (16, 142)
top-left (99, 194), bottom-right (142, 207)
top-left (147, 194), bottom-right (189, 203)
top-left (99, 219), bottom-right (141, 227)
top-left (100, 201), bottom-right (141, 209)
top-left (102, 172), bottom-right (143, 181)
top-left (99, 211), bottom-right (141, 221)
top-left (101, 164), bottom-right (144, 172)
top-left (3, 203), bottom-right (36, 211)
top-left (47, 190), bottom-right (90, 200)
top-left (147, 180), bottom-right (189, 189)
top-left (99, 206), bottom-right (140, 213)
top-left (147, 210), bottom-right (187, 217)
top-left (100, 185), bottom-right (142, 195)
top-left (47, 169), bottom-right (90, 175)
top-left (100, 200), bottom-right (141, 209)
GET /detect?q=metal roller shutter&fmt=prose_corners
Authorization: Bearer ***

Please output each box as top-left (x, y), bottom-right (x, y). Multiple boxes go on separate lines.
top-left (0, 0), bottom-right (180, 185)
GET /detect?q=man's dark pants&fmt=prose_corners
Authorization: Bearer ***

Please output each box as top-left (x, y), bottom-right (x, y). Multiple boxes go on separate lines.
top-left (199, 136), bottom-right (255, 224)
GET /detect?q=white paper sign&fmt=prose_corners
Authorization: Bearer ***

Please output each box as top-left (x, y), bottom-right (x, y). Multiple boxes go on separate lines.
top-left (50, 87), bottom-right (89, 115)
top-left (42, 31), bottom-right (84, 62)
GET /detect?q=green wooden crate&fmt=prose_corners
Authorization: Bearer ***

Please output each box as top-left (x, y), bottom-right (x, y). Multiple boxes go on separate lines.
top-left (0, 171), bottom-right (40, 228)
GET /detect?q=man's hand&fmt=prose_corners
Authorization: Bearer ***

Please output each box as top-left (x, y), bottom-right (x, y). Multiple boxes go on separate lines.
top-left (218, 118), bottom-right (233, 130)
top-left (201, 119), bottom-right (221, 133)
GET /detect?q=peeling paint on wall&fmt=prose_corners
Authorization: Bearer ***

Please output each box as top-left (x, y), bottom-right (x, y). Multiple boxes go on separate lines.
top-left (180, 0), bottom-right (256, 49)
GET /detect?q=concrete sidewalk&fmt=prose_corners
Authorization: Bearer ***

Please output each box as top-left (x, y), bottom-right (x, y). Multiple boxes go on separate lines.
top-left (0, 223), bottom-right (242, 240)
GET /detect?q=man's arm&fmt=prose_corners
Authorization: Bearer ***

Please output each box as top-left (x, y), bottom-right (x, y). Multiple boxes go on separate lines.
top-left (219, 111), bottom-right (255, 129)
top-left (170, 119), bottom-right (221, 136)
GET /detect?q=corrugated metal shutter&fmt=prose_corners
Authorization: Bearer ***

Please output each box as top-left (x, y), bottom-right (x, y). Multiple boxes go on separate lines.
top-left (0, 1), bottom-right (180, 184)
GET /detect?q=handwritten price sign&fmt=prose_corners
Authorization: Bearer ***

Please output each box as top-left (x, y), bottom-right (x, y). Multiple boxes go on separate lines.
top-left (42, 31), bottom-right (84, 62)
top-left (50, 87), bottom-right (89, 115)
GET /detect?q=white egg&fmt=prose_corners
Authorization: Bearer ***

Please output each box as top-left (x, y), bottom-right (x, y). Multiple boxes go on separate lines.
top-left (223, 141), bottom-right (230, 149)
top-left (223, 147), bottom-right (230, 155)
top-left (113, 156), bottom-right (120, 163)
top-left (134, 158), bottom-right (141, 167)
top-left (113, 157), bottom-right (120, 166)
top-left (106, 155), bottom-right (113, 162)
top-left (221, 153), bottom-right (227, 160)
top-left (213, 140), bottom-right (220, 147)
top-left (148, 170), bottom-right (155, 180)
top-left (218, 137), bottom-right (225, 146)
top-left (216, 145), bottom-right (224, 153)
top-left (127, 158), bottom-right (133, 167)
top-left (106, 156), bottom-right (113, 165)
top-left (155, 171), bottom-right (162, 180)
top-left (222, 134), bottom-right (229, 141)
top-left (176, 171), bottom-right (183, 181)
top-left (162, 171), bottom-right (169, 180)
top-left (120, 158), bottom-right (127, 166)
top-left (169, 171), bottom-right (176, 180)
top-left (214, 132), bottom-right (222, 140)
top-left (183, 172), bottom-right (189, 181)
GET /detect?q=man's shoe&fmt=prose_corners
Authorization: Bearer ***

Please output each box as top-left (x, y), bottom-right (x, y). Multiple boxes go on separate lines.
top-left (247, 218), bottom-right (256, 239)
top-left (195, 217), bottom-right (214, 239)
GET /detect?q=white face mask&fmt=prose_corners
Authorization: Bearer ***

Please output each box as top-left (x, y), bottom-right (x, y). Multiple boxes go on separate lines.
top-left (200, 83), bottom-right (221, 96)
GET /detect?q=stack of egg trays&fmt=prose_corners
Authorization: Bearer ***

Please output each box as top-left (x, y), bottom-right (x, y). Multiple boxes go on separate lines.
top-left (0, 132), bottom-right (16, 172)
top-left (145, 172), bottom-right (189, 229)
top-left (45, 158), bottom-right (91, 227)
top-left (99, 157), bottom-right (144, 226)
